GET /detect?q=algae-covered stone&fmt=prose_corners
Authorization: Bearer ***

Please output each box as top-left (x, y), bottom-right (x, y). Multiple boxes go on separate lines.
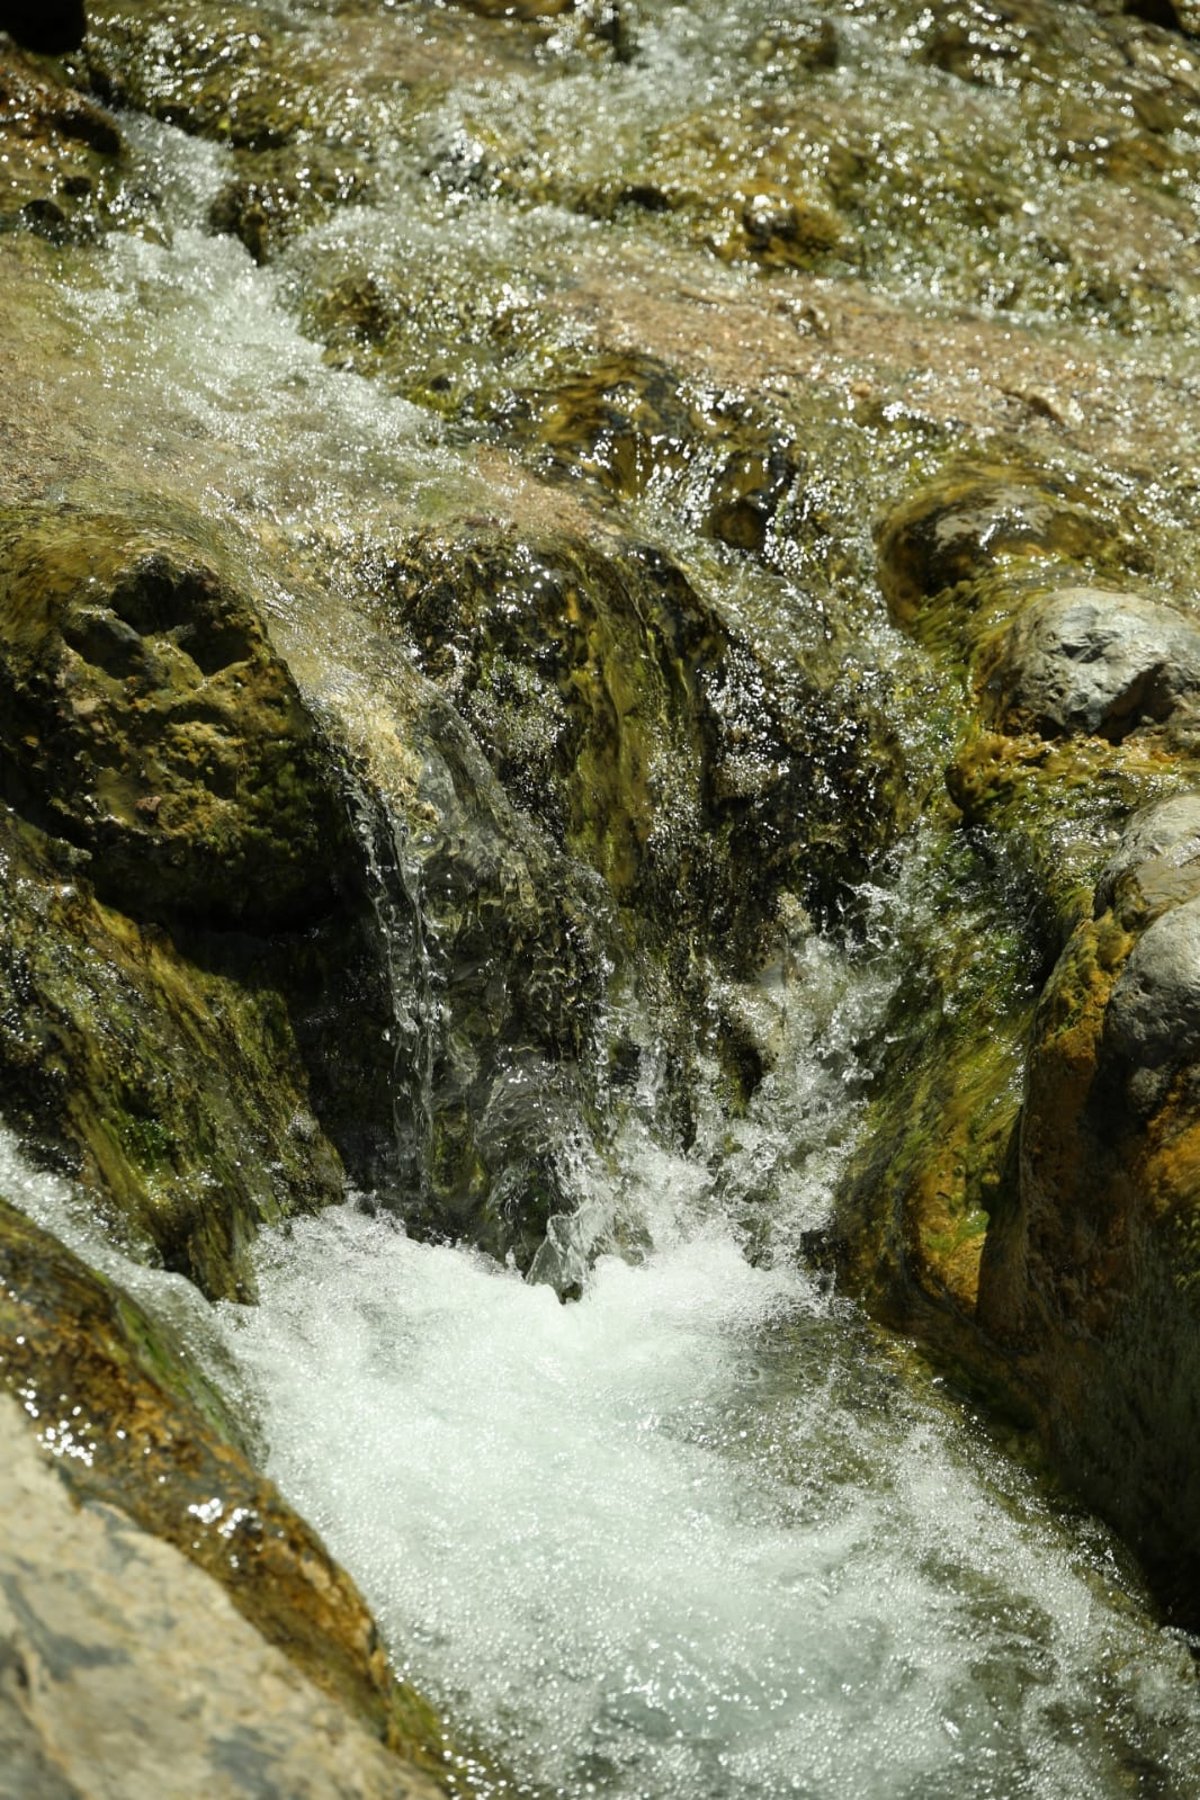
top-left (974, 797), bottom-right (1200, 1615)
top-left (209, 146), bottom-right (373, 266)
top-left (833, 828), bottom-right (1033, 1372)
top-left (0, 504), bottom-right (408, 1301)
top-left (511, 353), bottom-right (805, 555)
top-left (0, 1198), bottom-right (462, 1788)
top-left (80, 0), bottom-right (313, 149)
top-left (369, 521), bottom-right (907, 962)
top-left (0, 803), bottom-right (351, 1300)
top-left (0, 507), bottom-right (355, 931)
top-left (876, 468), bottom-right (1106, 630)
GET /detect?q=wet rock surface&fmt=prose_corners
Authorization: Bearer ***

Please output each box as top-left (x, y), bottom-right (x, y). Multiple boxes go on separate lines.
top-left (0, 49), bottom-right (128, 242)
top-left (968, 798), bottom-right (1200, 1612)
top-left (0, 507), bottom-right (356, 931)
top-left (0, 802), bottom-right (349, 1301)
top-left (876, 472), bottom-right (1108, 630)
top-left (0, 1200), bottom-right (462, 1790)
top-left (371, 522), bottom-right (906, 954)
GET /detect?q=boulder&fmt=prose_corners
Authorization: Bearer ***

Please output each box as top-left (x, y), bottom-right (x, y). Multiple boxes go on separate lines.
top-left (979, 586), bottom-right (1200, 740)
top-left (0, 509), bottom-right (356, 931)
top-left (0, 507), bottom-right (408, 1301)
top-left (374, 523), bottom-right (907, 963)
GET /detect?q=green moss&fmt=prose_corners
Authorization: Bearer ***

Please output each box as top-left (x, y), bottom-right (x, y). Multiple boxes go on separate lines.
top-left (835, 824), bottom-right (1035, 1346)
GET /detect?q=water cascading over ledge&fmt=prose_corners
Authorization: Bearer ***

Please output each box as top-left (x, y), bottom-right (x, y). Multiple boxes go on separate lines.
top-left (7, 0), bottom-right (1200, 1792)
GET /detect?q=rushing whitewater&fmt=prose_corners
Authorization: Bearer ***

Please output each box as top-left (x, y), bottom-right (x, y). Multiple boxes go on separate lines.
top-left (216, 942), bottom-right (1200, 1800)
top-left (225, 1197), bottom-right (1200, 1800)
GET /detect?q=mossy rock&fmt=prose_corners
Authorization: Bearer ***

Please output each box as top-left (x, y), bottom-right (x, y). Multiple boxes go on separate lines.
top-left (834, 826), bottom-right (1035, 1386)
top-left (0, 1195), bottom-right (468, 1789)
top-left (947, 728), bottom-right (1192, 944)
top-left (0, 503), bottom-right (410, 1300)
top-left (875, 463), bottom-right (1122, 638)
top-left (208, 145), bottom-right (373, 265)
top-left (508, 352), bottom-right (806, 554)
top-left (0, 506), bottom-right (356, 932)
top-left (975, 800), bottom-right (1200, 1616)
top-left (0, 803), bottom-right (352, 1300)
top-left (366, 521), bottom-right (909, 962)
top-left (80, 0), bottom-right (315, 149)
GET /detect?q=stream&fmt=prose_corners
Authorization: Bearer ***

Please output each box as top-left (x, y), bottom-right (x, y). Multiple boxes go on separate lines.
top-left (9, 0), bottom-right (1200, 1793)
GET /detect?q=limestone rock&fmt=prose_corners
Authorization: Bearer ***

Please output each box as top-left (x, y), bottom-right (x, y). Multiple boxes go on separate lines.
top-left (0, 1394), bottom-right (445, 1800)
top-left (1103, 893), bottom-right (1200, 1110)
top-left (0, 1197), bottom-right (460, 1786)
top-left (980, 586), bottom-right (1200, 740)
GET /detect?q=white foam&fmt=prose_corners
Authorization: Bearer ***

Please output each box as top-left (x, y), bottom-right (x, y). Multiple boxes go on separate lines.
top-left (223, 1167), bottom-right (1200, 1800)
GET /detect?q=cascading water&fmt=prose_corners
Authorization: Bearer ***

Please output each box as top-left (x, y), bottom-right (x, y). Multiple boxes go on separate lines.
top-left (9, 902), bottom-right (1200, 1798)
top-left (211, 874), bottom-right (1200, 1800)
top-left (9, 0), bottom-right (1200, 1791)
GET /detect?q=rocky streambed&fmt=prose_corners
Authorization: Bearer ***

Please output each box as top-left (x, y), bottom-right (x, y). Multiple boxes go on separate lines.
top-left (7, 0), bottom-right (1200, 1793)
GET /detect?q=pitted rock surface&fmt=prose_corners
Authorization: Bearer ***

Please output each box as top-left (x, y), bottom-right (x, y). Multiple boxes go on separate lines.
top-left (984, 587), bottom-right (1200, 740)
top-left (0, 510), bottom-right (353, 929)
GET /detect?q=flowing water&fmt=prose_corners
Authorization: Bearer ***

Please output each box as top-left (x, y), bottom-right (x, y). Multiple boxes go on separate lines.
top-left (9, 0), bottom-right (1200, 1793)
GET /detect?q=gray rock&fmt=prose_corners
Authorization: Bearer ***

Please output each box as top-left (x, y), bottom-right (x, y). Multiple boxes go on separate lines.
top-left (985, 587), bottom-right (1200, 740)
top-left (1103, 893), bottom-right (1200, 1109)
top-left (1095, 793), bottom-right (1200, 922)
top-left (0, 1395), bottom-right (443, 1800)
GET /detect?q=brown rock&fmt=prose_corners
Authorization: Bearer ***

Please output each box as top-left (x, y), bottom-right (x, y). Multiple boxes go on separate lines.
top-left (977, 795), bottom-right (1200, 1616)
